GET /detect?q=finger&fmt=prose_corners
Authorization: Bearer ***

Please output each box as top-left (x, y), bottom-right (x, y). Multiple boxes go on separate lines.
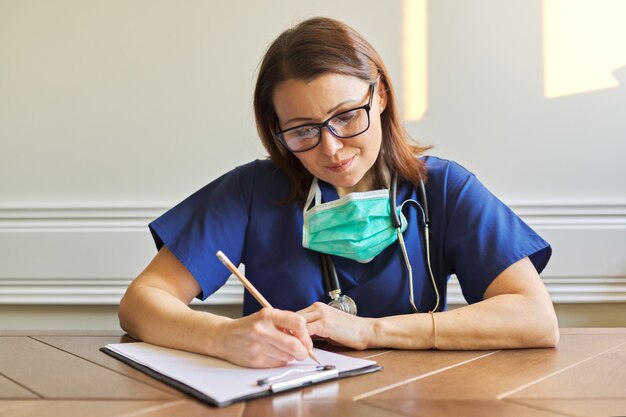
top-left (248, 319), bottom-right (308, 363)
top-left (267, 329), bottom-right (311, 362)
top-left (306, 318), bottom-right (333, 339)
top-left (271, 309), bottom-right (308, 334)
top-left (304, 307), bottom-right (355, 341)
top-left (256, 340), bottom-right (300, 366)
top-left (225, 316), bottom-right (295, 368)
top-left (248, 347), bottom-right (295, 368)
top-left (248, 314), bottom-right (307, 366)
top-left (254, 309), bottom-right (311, 360)
top-left (297, 301), bottom-right (326, 315)
top-left (268, 309), bottom-right (314, 352)
top-left (296, 305), bottom-right (315, 314)
top-left (297, 303), bottom-right (329, 327)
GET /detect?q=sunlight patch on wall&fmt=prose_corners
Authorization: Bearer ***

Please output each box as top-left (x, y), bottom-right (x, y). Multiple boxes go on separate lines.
top-left (403, 0), bottom-right (428, 121)
top-left (543, 0), bottom-right (626, 98)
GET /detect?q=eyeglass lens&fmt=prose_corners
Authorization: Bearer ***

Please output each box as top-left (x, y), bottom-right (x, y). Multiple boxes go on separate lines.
top-left (280, 108), bottom-right (370, 152)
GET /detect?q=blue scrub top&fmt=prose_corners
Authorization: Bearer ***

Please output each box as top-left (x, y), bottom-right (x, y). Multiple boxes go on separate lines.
top-left (149, 156), bottom-right (551, 317)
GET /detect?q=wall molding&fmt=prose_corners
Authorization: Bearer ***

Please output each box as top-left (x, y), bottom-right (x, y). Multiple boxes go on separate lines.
top-left (1, 203), bottom-right (625, 306)
top-left (0, 206), bottom-right (163, 229)
top-left (2, 202), bottom-right (626, 225)
top-left (0, 277), bottom-right (244, 305)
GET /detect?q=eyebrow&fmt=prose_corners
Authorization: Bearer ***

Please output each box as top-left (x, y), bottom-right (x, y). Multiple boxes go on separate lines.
top-left (283, 97), bottom-right (361, 126)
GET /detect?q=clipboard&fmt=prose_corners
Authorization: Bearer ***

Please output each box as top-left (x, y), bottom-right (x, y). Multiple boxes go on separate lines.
top-left (101, 342), bottom-right (382, 407)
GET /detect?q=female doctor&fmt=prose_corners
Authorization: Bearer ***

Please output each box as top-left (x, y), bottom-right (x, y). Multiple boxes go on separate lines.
top-left (118, 17), bottom-right (559, 368)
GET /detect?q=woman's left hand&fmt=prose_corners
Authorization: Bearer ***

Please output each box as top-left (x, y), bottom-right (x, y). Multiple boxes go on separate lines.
top-left (298, 302), bottom-right (375, 350)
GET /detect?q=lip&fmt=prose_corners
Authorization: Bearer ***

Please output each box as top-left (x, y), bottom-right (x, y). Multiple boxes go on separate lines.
top-left (326, 156), bottom-right (355, 173)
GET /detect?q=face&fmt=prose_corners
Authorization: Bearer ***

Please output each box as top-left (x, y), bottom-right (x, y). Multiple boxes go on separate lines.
top-left (272, 73), bottom-right (386, 196)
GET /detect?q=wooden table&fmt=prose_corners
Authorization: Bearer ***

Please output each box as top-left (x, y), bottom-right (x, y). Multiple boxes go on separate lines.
top-left (1, 328), bottom-right (626, 417)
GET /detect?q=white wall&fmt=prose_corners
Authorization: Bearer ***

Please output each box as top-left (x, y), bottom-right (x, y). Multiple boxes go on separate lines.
top-left (1, 0), bottom-right (625, 329)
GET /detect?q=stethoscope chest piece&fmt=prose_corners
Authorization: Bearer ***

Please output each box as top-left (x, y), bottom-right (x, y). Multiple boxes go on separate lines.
top-left (321, 254), bottom-right (358, 315)
top-left (327, 290), bottom-right (357, 315)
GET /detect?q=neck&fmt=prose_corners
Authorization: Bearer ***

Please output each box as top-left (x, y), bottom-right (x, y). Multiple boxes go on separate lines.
top-left (335, 168), bottom-right (389, 198)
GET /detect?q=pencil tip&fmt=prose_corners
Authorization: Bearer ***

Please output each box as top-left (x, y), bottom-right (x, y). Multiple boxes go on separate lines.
top-left (309, 350), bottom-right (321, 365)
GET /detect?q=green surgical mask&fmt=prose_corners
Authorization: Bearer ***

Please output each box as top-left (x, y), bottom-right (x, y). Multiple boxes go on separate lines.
top-left (302, 178), bottom-right (407, 263)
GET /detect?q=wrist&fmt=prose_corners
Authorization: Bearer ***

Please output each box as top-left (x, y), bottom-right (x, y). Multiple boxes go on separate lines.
top-left (365, 317), bottom-right (382, 349)
top-left (198, 312), bottom-right (233, 358)
top-left (428, 311), bottom-right (438, 350)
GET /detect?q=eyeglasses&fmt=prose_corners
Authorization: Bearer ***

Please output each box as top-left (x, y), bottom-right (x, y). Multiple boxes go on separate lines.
top-left (274, 83), bottom-right (375, 153)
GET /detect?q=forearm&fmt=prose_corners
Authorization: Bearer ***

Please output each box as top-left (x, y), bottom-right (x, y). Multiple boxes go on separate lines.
top-left (118, 282), bottom-right (231, 357)
top-left (370, 293), bottom-right (559, 350)
top-left (118, 246), bottom-right (314, 367)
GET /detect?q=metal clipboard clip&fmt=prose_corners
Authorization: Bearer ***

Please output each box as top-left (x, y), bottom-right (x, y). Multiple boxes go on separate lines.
top-left (257, 365), bottom-right (338, 393)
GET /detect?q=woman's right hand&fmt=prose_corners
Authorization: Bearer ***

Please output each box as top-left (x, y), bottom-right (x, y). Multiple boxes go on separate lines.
top-left (214, 308), bottom-right (313, 368)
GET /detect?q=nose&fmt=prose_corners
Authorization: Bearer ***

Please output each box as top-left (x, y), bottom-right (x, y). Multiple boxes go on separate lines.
top-left (318, 127), bottom-right (343, 156)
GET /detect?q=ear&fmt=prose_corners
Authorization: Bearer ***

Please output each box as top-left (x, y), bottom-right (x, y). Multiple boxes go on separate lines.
top-left (377, 77), bottom-right (388, 113)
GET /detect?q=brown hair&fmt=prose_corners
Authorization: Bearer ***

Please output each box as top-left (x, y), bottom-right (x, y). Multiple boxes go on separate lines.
top-left (254, 17), bottom-right (430, 201)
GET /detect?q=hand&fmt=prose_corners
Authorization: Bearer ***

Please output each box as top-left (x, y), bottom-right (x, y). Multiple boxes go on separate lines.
top-left (215, 308), bottom-right (313, 368)
top-left (298, 302), bottom-right (374, 350)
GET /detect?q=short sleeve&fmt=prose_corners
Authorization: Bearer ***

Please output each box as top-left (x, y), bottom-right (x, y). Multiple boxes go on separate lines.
top-left (442, 162), bottom-right (551, 304)
top-left (148, 164), bottom-right (253, 300)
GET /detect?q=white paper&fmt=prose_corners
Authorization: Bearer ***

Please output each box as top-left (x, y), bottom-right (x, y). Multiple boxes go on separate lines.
top-left (103, 342), bottom-right (377, 404)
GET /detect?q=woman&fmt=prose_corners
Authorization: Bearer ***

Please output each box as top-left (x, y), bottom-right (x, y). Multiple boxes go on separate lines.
top-left (118, 17), bottom-right (559, 368)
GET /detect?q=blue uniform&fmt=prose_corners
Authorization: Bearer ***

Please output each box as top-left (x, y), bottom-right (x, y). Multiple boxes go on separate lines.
top-left (149, 156), bottom-right (551, 317)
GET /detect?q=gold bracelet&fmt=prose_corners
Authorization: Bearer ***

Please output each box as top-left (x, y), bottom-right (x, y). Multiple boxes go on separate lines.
top-left (429, 311), bottom-right (437, 350)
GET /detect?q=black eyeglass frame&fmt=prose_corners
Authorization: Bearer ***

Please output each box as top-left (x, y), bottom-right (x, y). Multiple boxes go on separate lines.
top-left (274, 83), bottom-right (376, 153)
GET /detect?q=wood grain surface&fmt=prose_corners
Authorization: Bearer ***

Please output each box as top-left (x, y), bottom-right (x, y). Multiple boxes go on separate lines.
top-left (1, 329), bottom-right (626, 417)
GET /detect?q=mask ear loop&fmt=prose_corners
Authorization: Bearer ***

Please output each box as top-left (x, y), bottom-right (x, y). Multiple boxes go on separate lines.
top-left (391, 175), bottom-right (440, 313)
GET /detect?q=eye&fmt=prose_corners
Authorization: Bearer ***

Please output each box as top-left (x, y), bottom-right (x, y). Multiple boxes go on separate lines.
top-left (332, 110), bottom-right (359, 125)
top-left (291, 125), bottom-right (318, 138)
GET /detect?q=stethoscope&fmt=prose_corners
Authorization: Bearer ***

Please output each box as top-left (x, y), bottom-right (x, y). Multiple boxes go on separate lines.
top-left (320, 172), bottom-right (441, 315)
